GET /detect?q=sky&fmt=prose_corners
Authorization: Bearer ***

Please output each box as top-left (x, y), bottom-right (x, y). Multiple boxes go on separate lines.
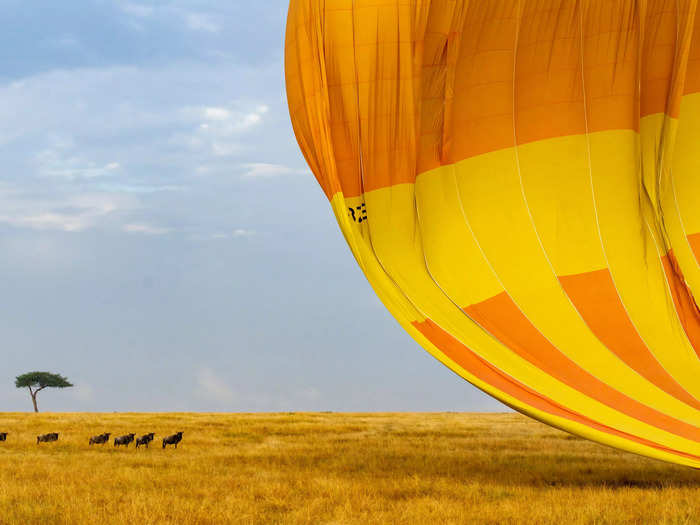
top-left (0, 0), bottom-right (502, 413)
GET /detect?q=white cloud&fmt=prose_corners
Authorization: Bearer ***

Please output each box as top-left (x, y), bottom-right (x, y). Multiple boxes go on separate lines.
top-left (211, 142), bottom-right (240, 157)
top-left (188, 229), bottom-right (255, 241)
top-left (241, 163), bottom-right (310, 178)
top-left (0, 63), bottom-right (283, 236)
top-left (174, 104), bottom-right (269, 157)
top-left (96, 183), bottom-right (184, 193)
top-left (9, 213), bottom-right (86, 232)
top-left (192, 104), bottom-right (268, 130)
top-left (0, 190), bottom-right (130, 232)
top-left (0, 65), bottom-right (277, 169)
top-left (34, 136), bottom-right (121, 179)
top-left (202, 107), bottom-right (231, 121)
top-left (123, 223), bottom-right (171, 235)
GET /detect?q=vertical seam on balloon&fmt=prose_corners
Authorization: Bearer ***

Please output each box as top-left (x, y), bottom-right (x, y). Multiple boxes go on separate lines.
top-left (671, 166), bottom-right (698, 270)
top-left (652, 0), bottom-right (681, 250)
top-left (349, 0), bottom-right (380, 271)
top-left (575, 1), bottom-right (700, 408)
top-left (644, 216), bottom-right (699, 345)
top-left (646, 211), bottom-right (700, 371)
top-left (352, 0), bottom-right (366, 201)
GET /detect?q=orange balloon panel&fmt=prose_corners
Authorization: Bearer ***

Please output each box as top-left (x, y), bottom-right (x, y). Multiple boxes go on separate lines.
top-left (285, 0), bottom-right (700, 467)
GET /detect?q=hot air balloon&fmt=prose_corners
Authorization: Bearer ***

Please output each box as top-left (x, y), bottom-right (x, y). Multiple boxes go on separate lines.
top-left (285, 0), bottom-right (700, 467)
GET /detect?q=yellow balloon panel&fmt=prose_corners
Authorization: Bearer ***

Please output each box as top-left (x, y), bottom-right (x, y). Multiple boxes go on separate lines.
top-left (286, 0), bottom-right (700, 467)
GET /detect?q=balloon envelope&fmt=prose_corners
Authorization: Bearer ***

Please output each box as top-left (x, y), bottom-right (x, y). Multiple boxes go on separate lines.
top-left (285, 0), bottom-right (700, 467)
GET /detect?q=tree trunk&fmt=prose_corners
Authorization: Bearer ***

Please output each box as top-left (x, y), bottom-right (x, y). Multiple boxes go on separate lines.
top-left (29, 388), bottom-right (38, 413)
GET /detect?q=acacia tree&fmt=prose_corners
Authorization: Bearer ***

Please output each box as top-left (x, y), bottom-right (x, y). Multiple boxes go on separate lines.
top-left (15, 372), bottom-right (73, 413)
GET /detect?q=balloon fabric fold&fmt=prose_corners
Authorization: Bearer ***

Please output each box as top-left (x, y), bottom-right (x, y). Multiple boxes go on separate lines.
top-left (285, 0), bottom-right (700, 467)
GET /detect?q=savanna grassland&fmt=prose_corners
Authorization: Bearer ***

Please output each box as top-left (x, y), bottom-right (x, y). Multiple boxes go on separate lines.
top-left (0, 412), bottom-right (698, 524)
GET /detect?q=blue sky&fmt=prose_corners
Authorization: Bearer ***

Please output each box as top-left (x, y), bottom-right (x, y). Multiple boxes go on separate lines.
top-left (0, 0), bottom-right (501, 412)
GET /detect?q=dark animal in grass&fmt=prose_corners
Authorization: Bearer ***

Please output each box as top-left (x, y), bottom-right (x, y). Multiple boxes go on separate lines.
top-left (37, 433), bottom-right (59, 444)
top-left (89, 433), bottom-right (111, 445)
top-left (162, 432), bottom-right (183, 449)
top-left (135, 433), bottom-right (155, 449)
top-left (0, 433), bottom-right (7, 442)
top-left (114, 433), bottom-right (135, 447)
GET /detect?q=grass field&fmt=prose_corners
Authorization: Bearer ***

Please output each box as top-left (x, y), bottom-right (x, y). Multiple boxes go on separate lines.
top-left (0, 412), bottom-right (698, 524)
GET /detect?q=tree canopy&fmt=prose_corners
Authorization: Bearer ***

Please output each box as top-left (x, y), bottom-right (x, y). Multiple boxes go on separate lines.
top-left (15, 372), bottom-right (73, 412)
top-left (15, 372), bottom-right (73, 389)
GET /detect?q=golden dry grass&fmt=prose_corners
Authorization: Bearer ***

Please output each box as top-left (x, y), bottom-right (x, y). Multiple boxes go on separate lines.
top-left (0, 412), bottom-right (698, 524)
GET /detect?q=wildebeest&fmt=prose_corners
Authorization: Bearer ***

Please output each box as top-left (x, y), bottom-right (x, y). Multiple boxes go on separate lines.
top-left (37, 433), bottom-right (59, 444)
top-left (0, 432), bottom-right (7, 442)
top-left (89, 433), bottom-right (111, 445)
top-left (135, 433), bottom-right (155, 449)
top-left (114, 433), bottom-right (135, 447)
top-left (162, 432), bottom-right (183, 449)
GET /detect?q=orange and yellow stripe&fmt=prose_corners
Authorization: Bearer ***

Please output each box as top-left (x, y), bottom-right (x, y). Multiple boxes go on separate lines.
top-left (286, 0), bottom-right (700, 467)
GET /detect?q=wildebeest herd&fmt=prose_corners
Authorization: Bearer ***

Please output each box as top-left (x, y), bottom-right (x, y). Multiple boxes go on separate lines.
top-left (0, 431), bottom-right (183, 449)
